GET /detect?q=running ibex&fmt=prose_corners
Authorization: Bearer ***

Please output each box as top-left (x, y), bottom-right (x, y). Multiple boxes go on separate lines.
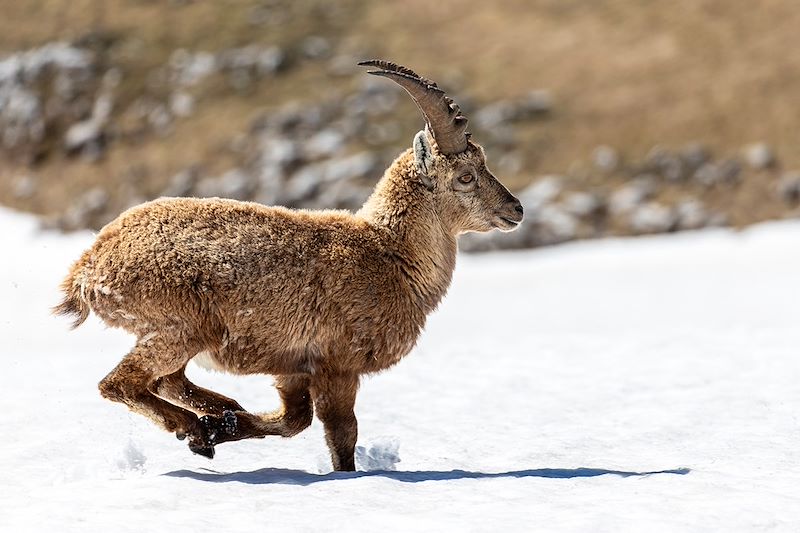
top-left (54, 60), bottom-right (523, 471)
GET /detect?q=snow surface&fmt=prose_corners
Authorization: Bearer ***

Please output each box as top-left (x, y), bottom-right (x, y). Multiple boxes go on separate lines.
top-left (1, 207), bottom-right (798, 532)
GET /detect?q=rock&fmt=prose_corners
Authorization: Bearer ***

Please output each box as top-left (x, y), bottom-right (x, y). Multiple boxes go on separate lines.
top-left (63, 119), bottom-right (105, 159)
top-left (743, 142), bottom-right (775, 170)
top-left (215, 45), bottom-right (286, 91)
top-left (320, 180), bottom-right (371, 210)
top-left (674, 199), bottom-right (708, 230)
top-left (219, 168), bottom-right (256, 200)
top-left (324, 152), bottom-right (378, 183)
top-left (169, 49), bottom-right (216, 87)
top-left (169, 91), bottom-right (194, 117)
top-left (473, 90), bottom-right (551, 130)
top-left (609, 178), bottom-right (657, 215)
top-left (62, 90), bottom-right (114, 159)
top-left (195, 168), bottom-right (255, 200)
top-left (256, 46), bottom-right (286, 75)
top-left (258, 137), bottom-right (303, 169)
top-left (518, 175), bottom-right (563, 210)
top-left (63, 119), bottom-right (97, 150)
top-left (693, 159), bottom-right (741, 187)
top-left (254, 163), bottom-right (285, 205)
top-left (519, 90), bottom-right (553, 116)
top-left (776, 172), bottom-right (800, 203)
top-left (305, 129), bottom-right (345, 159)
top-left (283, 165), bottom-right (322, 204)
top-left (474, 101), bottom-right (516, 129)
top-left (715, 159), bottom-right (742, 184)
top-left (228, 69), bottom-right (253, 92)
top-left (592, 145), bottom-right (619, 172)
top-left (562, 191), bottom-right (604, 218)
top-left (147, 104), bottom-right (173, 135)
top-left (0, 42), bottom-right (96, 155)
top-left (497, 151), bottom-right (524, 174)
top-left (283, 152), bottom-right (382, 206)
top-left (629, 202), bottom-right (676, 234)
top-left (302, 36), bottom-right (332, 60)
top-left (92, 93), bottom-right (113, 124)
top-left (646, 146), bottom-right (686, 182)
top-left (161, 168), bottom-right (198, 197)
top-left (536, 204), bottom-right (579, 244)
top-left (81, 187), bottom-right (110, 213)
top-left (680, 142), bottom-right (711, 171)
top-left (102, 67), bottom-right (122, 89)
top-left (0, 88), bottom-right (42, 149)
top-left (346, 78), bottom-right (399, 117)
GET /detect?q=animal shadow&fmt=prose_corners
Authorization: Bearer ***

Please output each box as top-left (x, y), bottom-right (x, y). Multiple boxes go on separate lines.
top-left (163, 466), bottom-right (690, 486)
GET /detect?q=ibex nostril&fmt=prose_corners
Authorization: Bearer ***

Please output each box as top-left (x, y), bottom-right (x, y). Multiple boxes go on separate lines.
top-left (515, 203), bottom-right (524, 215)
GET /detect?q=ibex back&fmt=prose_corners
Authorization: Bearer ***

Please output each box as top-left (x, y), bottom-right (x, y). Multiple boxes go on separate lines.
top-left (54, 60), bottom-right (523, 471)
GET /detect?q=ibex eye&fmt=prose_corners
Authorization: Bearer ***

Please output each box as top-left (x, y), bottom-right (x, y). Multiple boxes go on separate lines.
top-left (458, 173), bottom-right (474, 184)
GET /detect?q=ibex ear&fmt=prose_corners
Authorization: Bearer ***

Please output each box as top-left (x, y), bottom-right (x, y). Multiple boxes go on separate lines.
top-left (413, 129), bottom-right (435, 191)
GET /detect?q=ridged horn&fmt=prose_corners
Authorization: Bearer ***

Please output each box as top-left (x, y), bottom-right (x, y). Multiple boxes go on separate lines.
top-left (358, 60), bottom-right (469, 155)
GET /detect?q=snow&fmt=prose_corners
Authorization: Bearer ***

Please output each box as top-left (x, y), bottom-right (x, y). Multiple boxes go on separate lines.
top-left (1, 207), bottom-right (798, 531)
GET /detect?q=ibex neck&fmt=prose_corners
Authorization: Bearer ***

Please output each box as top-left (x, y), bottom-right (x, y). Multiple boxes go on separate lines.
top-left (357, 150), bottom-right (457, 313)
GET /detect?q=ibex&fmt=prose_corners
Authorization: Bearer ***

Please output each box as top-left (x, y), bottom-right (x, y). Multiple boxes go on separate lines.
top-left (54, 60), bottom-right (523, 471)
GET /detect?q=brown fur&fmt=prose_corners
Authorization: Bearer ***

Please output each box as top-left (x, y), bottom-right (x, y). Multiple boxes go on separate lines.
top-left (54, 139), bottom-right (522, 470)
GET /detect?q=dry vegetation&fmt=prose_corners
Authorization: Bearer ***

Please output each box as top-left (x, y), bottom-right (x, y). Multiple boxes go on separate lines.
top-left (0, 0), bottom-right (798, 235)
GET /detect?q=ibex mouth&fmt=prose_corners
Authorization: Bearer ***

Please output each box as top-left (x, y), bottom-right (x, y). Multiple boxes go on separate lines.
top-left (494, 216), bottom-right (521, 231)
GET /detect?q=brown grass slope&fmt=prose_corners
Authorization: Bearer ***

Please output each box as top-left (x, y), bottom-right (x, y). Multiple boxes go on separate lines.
top-left (0, 0), bottom-right (798, 229)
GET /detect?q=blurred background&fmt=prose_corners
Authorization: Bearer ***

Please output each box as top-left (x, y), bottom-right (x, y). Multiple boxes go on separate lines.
top-left (0, 0), bottom-right (798, 251)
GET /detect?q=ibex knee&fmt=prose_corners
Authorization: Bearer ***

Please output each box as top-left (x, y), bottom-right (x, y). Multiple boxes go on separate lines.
top-left (99, 370), bottom-right (147, 404)
top-left (98, 374), bottom-right (126, 403)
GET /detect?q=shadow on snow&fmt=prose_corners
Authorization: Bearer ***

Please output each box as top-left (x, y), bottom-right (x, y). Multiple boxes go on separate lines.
top-left (163, 466), bottom-right (690, 486)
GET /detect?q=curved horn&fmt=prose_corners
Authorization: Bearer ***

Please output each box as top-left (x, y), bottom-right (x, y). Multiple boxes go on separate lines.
top-left (358, 60), bottom-right (469, 155)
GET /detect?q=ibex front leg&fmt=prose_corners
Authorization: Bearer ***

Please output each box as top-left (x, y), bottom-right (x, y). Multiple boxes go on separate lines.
top-left (311, 373), bottom-right (359, 472)
top-left (152, 368), bottom-right (245, 417)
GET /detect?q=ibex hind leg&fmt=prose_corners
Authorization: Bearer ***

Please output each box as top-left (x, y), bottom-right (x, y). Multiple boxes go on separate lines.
top-left (98, 336), bottom-right (232, 458)
top-left (203, 375), bottom-right (314, 447)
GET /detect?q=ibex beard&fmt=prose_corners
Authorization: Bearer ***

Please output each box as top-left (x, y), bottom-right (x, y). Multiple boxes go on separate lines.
top-left (54, 60), bottom-right (523, 471)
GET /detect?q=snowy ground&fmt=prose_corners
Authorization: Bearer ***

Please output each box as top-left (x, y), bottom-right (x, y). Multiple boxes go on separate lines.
top-left (1, 207), bottom-right (798, 532)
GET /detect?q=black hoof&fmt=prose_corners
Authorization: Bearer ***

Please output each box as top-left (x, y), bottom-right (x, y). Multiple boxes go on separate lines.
top-left (221, 410), bottom-right (239, 436)
top-left (176, 431), bottom-right (187, 441)
top-left (198, 410), bottom-right (239, 444)
top-left (189, 444), bottom-right (215, 459)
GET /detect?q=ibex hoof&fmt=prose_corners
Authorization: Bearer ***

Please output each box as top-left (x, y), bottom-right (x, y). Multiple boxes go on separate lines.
top-left (195, 410), bottom-right (238, 446)
top-left (220, 410), bottom-right (239, 436)
top-left (189, 443), bottom-right (215, 459)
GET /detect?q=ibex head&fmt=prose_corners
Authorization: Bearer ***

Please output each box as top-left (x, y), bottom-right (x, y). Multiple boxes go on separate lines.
top-left (360, 60), bottom-right (524, 234)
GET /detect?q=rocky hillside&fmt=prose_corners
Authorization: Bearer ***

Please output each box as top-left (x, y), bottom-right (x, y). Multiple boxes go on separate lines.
top-left (1, 0), bottom-right (798, 250)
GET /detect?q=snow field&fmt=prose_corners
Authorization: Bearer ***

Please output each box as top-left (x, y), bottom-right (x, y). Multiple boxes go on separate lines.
top-left (1, 208), bottom-right (798, 531)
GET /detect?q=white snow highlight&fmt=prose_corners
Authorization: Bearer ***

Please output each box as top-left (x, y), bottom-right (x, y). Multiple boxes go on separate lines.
top-left (1, 206), bottom-right (798, 531)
